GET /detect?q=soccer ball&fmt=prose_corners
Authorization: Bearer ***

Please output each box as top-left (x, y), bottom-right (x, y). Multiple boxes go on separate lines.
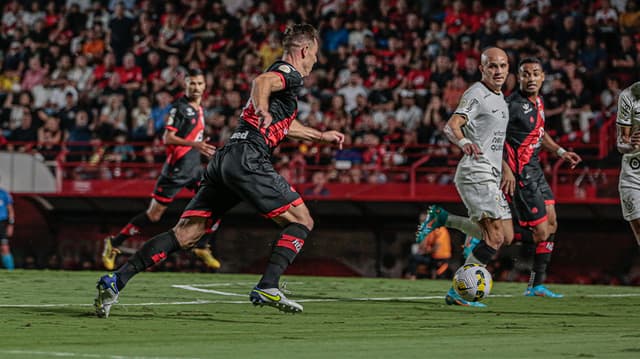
top-left (452, 264), bottom-right (493, 302)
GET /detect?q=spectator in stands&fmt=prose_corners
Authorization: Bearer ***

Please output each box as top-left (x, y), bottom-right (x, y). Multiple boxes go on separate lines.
top-left (65, 110), bottom-right (93, 162)
top-left (563, 77), bottom-right (595, 143)
top-left (619, 0), bottom-right (640, 33)
top-left (7, 109), bottom-right (37, 152)
top-left (337, 72), bottom-right (368, 113)
top-left (303, 171), bottom-right (331, 196)
top-left (108, 2), bottom-right (135, 63)
top-left (82, 24), bottom-right (106, 61)
top-left (68, 54), bottom-right (93, 93)
top-left (21, 56), bottom-right (48, 92)
top-left (36, 116), bottom-right (62, 161)
top-left (130, 95), bottom-right (153, 140)
top-left (395, 90), bottom-right (422, 131)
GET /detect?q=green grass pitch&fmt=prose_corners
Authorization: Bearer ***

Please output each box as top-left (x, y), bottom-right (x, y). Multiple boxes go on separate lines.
top-left (1, 270), bottom-right (639, 359)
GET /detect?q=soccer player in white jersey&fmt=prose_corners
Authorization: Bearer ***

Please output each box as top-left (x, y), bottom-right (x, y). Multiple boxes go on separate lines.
top-left (616, 81), bottom-right (640, 247)
top-left (434, 47), bottom-right (512, 307)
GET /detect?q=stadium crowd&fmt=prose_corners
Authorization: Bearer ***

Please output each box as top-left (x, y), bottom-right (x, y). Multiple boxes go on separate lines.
top-left (0, 0), bottom-right (639, 184)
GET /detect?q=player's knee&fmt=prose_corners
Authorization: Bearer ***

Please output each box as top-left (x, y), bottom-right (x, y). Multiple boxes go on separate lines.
top-left (299, 216), bottom-right (314, 231)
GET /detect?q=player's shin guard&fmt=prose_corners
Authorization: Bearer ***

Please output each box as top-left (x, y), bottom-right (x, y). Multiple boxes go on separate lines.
top-left (529, 234), bottom-right (555, 287)
top-left (258, 223), bottom-right (309, 289)
top-left (465, 240), bottom-right (497, 266)
top-left (111, 212), bottom-right (153, 247)
top-left (115, 230), bottom-right (181, 290)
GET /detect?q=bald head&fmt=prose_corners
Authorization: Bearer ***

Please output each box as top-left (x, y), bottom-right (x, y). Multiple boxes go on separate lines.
top-left (479, 47), bottom-right (509, 92)
top-left (480, 47), bottom-right (508, 66)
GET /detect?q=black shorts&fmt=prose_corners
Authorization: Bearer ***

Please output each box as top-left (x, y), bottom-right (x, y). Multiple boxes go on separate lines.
top-left (152, 167), bottom-right (203, 204)
top-left (182, 142), bottom-right (302, 220)
top-left (509, 174), bottom-right (555, 227)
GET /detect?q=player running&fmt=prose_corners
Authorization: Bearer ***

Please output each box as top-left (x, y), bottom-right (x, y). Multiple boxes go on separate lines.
top-left (100, 68), bottom-right (220, 271)
top-left (94, 24), bottom-right (345, 317)
top-left (418, 57), bottom-right (581, 299)
top-left (616, 81), bottom-right (640, 247)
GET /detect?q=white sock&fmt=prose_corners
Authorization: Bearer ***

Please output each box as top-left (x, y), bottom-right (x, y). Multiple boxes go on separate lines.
top-left (446, 214), bottom-right (483, 239)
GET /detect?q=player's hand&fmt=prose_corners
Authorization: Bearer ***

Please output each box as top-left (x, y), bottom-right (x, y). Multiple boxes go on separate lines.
top-left (630, 129), bottom-right (640, 147)
top-left (501, 165), bottom-right (515, 196)
top-left (461, 142), bottom-right (483, 159)
top-left (196, 137), bottom-right (216, 158)
top-left (320, 131), bottom-right (345, 149)
top-left (562, 151), bottom-right (582, 169)
top-left (256, 109), bottom-right (273, 128)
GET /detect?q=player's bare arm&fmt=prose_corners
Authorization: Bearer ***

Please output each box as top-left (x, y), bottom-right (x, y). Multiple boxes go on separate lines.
top-left (542, 132), bottom-right (581, 169)
top-left (616, 124), bottom-right (640, 154)
top-left (500, 159), bottom-right (515, 196)
top-left (163, 130), bottom-right (216, 158)
top-left (444, 114), bottom-right (482, 158)
top-left (288, 119), bottom-right (345, 149)
top-left (251, 72), bottom-right (285, 128)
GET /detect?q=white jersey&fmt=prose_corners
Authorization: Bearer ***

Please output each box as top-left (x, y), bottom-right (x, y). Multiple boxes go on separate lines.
top-left (454, 82), bottom-right (509, 183)
top-left (617, 82), bottom-right (640, 189)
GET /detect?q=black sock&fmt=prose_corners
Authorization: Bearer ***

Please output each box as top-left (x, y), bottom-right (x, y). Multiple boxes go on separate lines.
top-left (258, 223), bottom-right (309, 289)
top-left (468, 240), bottom-right (497, 265)
top-left (529, 234), bottom-right (555, 288)
top-left (115, 230), bottom-right (181, 290)
top-left (111, 212), bottom-right (153, 247)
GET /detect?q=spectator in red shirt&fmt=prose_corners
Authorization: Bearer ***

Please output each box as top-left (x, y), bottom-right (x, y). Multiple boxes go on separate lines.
top-left (115, 53), bottom-right (143, 94)
top-left (468, 0), bottom-right (491, 33)
top-left (444, 0), bottom-right (469, 36)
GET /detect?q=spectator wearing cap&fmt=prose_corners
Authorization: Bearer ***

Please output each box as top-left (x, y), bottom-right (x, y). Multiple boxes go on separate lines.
top-left (395, 90), bottom-right (422, 132)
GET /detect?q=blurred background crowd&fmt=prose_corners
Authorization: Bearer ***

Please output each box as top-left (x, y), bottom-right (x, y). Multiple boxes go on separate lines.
top-left (0, 0), bottom-right (639, 184)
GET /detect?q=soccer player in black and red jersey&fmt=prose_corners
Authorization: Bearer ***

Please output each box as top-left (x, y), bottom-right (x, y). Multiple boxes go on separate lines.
top-left (502, 57), bottom-right (581, 297)
top-left (101, 68), bottom-right (220, 271)
top-left (94, 24), bottom-right (345, 317)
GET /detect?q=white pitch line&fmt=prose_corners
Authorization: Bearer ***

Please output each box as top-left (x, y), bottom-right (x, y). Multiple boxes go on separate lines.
top-left (1, 282), bottom-right (640, 308)
top-left (0, 350), bottom-right (201, 359)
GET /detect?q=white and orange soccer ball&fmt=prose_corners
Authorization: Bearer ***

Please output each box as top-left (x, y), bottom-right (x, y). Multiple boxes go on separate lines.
top-left (452, 263), bottom-right (493, 302)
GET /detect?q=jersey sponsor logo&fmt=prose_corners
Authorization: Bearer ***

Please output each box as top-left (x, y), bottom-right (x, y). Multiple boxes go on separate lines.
top-left (491, 166), bottom-right (500, 178)
top-left (523, 102), bottom-right (533, 114)
top-left (630, 157), bottom-right (640, 170)
top-left (230, 131), bottom-right (249, 140)
top-left (278, 64), bottom-right (292, 73)
top-left (292, 239), bottom-right (304, 252)
top-left (186, 107), bottom-right (195, 116)
top-left (459, 98), bottom-right (478, 112)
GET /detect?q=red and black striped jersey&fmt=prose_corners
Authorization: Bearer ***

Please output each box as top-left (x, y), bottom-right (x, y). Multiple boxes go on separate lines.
top-left (504, 90), bottom-right (545, 177)
top-left (230, 60), bottom-right (304, 153)
top-left (163, 97), bottom-right (204, 176)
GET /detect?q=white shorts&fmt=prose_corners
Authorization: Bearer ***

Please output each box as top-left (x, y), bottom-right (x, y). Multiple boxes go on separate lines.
top-left (619, 185), bottom-right (640, 221)
top-left (455, 179), bottom-right (512, 222)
